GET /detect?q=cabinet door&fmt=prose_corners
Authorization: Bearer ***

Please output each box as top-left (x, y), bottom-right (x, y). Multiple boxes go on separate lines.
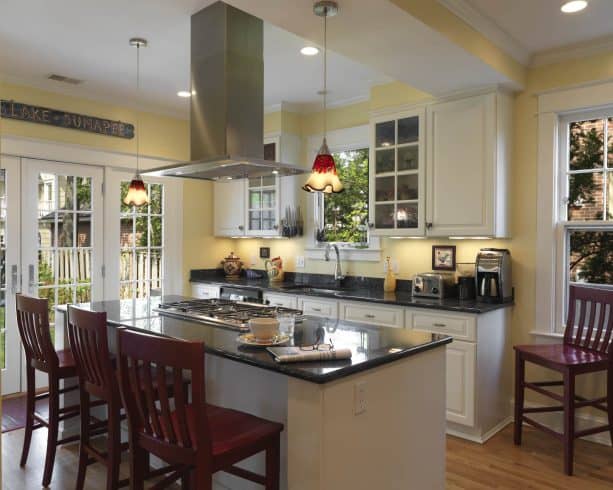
top-left (245, 175), bottom-right (280, 236)
top-left (369, 109), bottom-right (425, 236)
top-left (426, 94), bottom-right (496, 237)
top-left (446, 340), bottom-right (476, 427)
top-left (214, 180), bottom-right (245, 237)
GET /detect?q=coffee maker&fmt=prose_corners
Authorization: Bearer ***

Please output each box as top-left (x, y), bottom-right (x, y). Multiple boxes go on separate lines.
top-left (475, 248), bottom-right (513, 303)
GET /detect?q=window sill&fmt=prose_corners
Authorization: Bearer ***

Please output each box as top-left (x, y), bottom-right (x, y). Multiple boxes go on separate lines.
top-left (530, 330), bottom-right (564, 340)
top-left (304, 245), bottom-right (382, 262)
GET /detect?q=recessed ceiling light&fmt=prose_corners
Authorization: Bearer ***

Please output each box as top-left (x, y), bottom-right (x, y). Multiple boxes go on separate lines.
top-left (177, 90), bottom-right (192, 97)
top-left (561, 1), bottom-right (588, 13)
top-left (300, 46), bottom-right (319, 56)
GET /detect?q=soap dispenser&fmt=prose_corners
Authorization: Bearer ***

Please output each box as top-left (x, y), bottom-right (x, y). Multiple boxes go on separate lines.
top-left (383, 256), bottom-right (397, 292)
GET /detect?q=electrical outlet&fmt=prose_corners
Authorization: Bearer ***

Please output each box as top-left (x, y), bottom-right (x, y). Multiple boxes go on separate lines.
top-left (383, 259), bottom-right (399, 274)
top-left (296, 256), bottom-right (305, 268)
top-left (354, 382), bottom-right (367, 415)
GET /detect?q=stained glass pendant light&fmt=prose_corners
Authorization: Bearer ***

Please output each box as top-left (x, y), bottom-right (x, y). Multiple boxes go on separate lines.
top-left (124, 37), bottom-right (149, 207)
top-left (302, 1), bottom-right (343, 193)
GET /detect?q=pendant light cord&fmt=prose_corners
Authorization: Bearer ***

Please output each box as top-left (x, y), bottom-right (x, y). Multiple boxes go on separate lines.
top-left (136, 43), bottom-right (140, 176)
top-left (323, 10), bottom-right (327, 140)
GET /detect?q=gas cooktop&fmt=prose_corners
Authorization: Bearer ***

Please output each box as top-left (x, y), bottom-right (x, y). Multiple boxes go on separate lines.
top-left (154, 299), bottom-right (303, 331)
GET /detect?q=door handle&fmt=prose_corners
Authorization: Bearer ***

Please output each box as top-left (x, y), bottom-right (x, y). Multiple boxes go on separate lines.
top-left (10, 264), bottom-right (18, 294)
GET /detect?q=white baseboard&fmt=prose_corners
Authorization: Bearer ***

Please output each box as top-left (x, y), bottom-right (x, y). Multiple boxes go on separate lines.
top-left (446, 416), bottom-right (513, 444)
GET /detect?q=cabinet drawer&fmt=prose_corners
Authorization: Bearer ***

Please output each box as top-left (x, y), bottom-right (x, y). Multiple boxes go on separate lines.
top-left (191, 284), bottom-right (221, 300)
top-left (407, 309), bottom-right (476, 341)
top-left (340, 301), bottom-right (404, 328)
top-left (264, 293), bottom-right (298, 309)
top-left (299, 297), bottom-right (338, 319)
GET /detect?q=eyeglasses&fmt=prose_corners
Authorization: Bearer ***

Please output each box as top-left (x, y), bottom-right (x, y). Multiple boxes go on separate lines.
top-left (300, 338), bottom-right (334, 352)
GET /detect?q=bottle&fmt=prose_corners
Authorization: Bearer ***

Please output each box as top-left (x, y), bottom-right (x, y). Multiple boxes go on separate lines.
top-left (383, 256), bottom-right (397, 292)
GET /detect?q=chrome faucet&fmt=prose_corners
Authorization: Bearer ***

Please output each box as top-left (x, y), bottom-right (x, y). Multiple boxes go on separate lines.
top-left (324, 243), bottom-right (345, 281)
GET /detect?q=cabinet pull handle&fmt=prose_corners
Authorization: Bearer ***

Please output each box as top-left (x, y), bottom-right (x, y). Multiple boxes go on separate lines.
top-left (426, 222), bottom-right (433, 229)
top-left (275, 303), bottom-right (283, 306)
top-left (238, 225), bottom-right (244, 231)
top-left (312, 307), bottom-right (322, 312)
top-left (433, 322), bottom-right (446, 327)
top-left (365, 314), bottom-right (375, 319)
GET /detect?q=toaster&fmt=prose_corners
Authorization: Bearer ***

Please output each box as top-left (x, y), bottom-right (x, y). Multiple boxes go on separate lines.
top-left (412, 272), bottom-right (456, 299)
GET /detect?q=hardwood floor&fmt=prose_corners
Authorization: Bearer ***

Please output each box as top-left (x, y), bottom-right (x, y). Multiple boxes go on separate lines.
top-left (2, 424), bottom-right (613, 488)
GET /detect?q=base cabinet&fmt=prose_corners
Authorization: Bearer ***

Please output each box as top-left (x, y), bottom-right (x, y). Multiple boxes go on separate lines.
top-left (445, 340), bottom-right (476, 426)
top-left (408, 307), bottom-right (511, 443)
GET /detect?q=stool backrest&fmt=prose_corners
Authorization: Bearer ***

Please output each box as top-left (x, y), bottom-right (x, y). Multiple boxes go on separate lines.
top-left (16, 294), bottom-right (58, 370)
top-left (67, 306), bottom-right (115, 400)
top-left (564, 284), bottom-right (613, 354)
top-left (116, 328), bottom-right (210, 464)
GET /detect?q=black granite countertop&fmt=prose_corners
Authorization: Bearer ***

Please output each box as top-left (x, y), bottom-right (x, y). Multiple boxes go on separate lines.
top-left (190, 269), bottom-right (513, 314)
top-left (58, 296), bottom-right (451, 384)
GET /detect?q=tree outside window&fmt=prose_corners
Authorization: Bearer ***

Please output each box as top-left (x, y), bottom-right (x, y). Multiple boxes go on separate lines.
top-left (319, 149), bottom-right (369, 244)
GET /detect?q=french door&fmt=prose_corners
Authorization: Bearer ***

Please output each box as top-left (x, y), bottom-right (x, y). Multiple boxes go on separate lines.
top-left (1, 157), bottom-right (104, 395)
top-left (1, 156), bottom-right (22, 394)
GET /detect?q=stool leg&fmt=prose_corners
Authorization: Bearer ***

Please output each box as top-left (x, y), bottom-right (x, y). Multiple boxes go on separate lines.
top-left (265, 436), bottom-right (281, 490)
top-left (20, 365), bottom-right (35, 467)
top-left (514, 351), bottom-right (525, 445)
top-left (107, 404), bottom-right (121, 490)
top-left (129, 443), bottom-right (147, 490)
top-left (191, 466), bottom-right (212, 490)
top-left (42, 376), bottom-right (59, 487)
top-left (76, 389), bottom-right (90, 490)
top-left (563, 370), bottom-right (576, 476)
top-left (608, 364), bottom-right (613, 447)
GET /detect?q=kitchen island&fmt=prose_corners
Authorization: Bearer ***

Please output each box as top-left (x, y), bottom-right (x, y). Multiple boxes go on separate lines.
top-left (58, 296), bottom-right (451, 490)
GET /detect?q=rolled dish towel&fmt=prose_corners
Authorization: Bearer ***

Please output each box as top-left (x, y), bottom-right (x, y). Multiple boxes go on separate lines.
top-left (267, 347), bottom-right (352, 363)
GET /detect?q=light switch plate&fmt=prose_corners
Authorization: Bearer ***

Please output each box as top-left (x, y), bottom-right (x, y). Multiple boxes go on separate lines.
top-left (296, 256), bottom-right (305, 268)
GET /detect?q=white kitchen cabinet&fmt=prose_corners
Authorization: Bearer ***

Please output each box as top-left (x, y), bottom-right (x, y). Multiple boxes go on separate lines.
top-left (214, 134), bottom-right (301, 238)
top-left (298, 297), bottom-right (338, 319)
top-left (445, 340), bottom-right (476, 427)
top-left (339, 300), bottom-right (404, 328)
top-left (407, 306), bottom-right (511, 443)
top-left (214, 179), bottom-right (246, 237)
top-left (263, 292), bottom-right (298, 309)
top-left (425, 91), bottom-right (511, 237)
top-left (368, 108), bottom-right (426, 236)
top-left (191, 283), bottom-right (221, 299)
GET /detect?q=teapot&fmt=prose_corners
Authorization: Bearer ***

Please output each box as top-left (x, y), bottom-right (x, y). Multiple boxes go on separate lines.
top-left (221, 252), bottom-right (243, 278)
top-left (265, 256), bottom-right (284, 283)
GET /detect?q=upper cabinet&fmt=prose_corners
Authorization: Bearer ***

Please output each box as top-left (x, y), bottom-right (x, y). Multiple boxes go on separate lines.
top-left (425, 92), bottom-right (511, 238)
top-left (214, 135), bottom-right (301, 238)
top-left (368, 90), bottom-right (511, 239)
top-left (369, 108), bottom-right (426, 236)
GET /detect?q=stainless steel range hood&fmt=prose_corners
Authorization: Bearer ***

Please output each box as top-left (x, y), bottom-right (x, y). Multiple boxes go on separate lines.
top-left (145, 1), bottom-right (305, 180)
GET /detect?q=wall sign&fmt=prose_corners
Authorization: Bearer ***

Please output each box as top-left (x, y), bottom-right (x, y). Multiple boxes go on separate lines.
top-left (0, 100), bottom-right (134, 139)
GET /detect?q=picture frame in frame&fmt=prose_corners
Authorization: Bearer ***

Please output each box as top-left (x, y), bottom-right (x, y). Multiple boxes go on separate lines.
top-left (432, 245), bottom-right (456, 271)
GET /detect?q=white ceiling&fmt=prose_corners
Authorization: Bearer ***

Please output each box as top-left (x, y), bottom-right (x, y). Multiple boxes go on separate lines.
top-left (465, 0), bottom-right (613, 55)
top-left (0, 0), bottom-right (520, 119)
top-left (0, 0), bottom-right (390, 118)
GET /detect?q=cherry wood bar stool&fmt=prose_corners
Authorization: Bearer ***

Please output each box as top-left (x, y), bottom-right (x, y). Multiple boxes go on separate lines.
top-left (15, 293), bottom-right (83, 487)
top-left (67, 305), bottom-right (188, 490)
top-left (514, 284), bottom-right (613, 475)
top-left (116, 328), bottom-right (284, 490)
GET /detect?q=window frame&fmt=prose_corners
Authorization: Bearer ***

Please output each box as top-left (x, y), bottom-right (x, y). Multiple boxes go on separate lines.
top-left (305, 125), bottom-right (381, 262)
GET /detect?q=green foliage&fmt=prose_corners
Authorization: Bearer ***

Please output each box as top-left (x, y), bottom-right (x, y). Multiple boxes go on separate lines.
top-left (570, 231), bottom-right (613, 284)
top-left (322, 149), bottom-right (369, 243)
top-left (568, 123), bottom-right (603, 215)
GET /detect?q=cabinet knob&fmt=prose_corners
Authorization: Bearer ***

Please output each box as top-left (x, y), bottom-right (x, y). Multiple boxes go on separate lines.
top-left (426, 222), bottom-right (433, 229)
top-left (273, 224), bottom-right (279, 230)
top-left (368, 222), bottom-right (374, 229)
top-left (238, 225), bottom-right (244, 231)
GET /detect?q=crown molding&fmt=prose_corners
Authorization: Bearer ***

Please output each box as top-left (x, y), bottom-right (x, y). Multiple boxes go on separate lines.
top-left (264, 94), bottom-right (369, 115)
top-left (530, 34), bottom-right (613, 67)
top-left (437, 0), bottom-right (530, 66)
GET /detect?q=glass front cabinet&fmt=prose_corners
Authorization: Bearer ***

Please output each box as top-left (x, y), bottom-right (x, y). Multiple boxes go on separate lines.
top-left (245, 140), bottom-right (281, 237)
top-left (369, 108), bottom-right (425, 236)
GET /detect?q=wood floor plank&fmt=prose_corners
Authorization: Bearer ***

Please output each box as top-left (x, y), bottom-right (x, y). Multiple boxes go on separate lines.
top-left (2, 423), bottom-right (613, 488)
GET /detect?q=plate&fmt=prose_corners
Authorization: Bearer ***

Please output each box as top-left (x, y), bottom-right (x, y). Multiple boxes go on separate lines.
top-left (237, 333), bottom-right (291, 347)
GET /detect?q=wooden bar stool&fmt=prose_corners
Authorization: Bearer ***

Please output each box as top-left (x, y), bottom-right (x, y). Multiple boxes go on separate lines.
top-left (514, 284), bottom-right (613, 475)
top-left (16, 293), bottom-right (82, 487)
top-left (67, 305), bottom-right (190, 489)
top-left (116, 328), bottom-right (284, 490)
